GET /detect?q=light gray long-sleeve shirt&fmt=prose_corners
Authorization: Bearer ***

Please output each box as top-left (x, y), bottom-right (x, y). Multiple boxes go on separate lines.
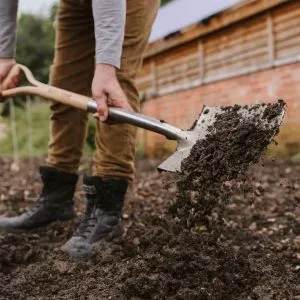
top-left (0, 0), bottom-right (126, 69)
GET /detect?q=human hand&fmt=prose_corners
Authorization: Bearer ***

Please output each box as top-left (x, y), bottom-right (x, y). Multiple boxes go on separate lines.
top-left (92, 64), bottom-right (132, 122)
top-left (0, 58), bottom-right (19, 99)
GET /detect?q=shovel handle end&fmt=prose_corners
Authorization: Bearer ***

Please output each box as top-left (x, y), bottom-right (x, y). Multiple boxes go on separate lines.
top-left (2, 64), bottom-right (21, 92)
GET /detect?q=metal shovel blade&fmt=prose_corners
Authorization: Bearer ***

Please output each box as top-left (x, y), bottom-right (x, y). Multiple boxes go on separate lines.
top-left (158, 102), bottom-right (285, 173)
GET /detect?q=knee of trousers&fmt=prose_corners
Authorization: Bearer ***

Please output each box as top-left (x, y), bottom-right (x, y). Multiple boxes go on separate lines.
top-left (116, 73), bottom-right (140, 112)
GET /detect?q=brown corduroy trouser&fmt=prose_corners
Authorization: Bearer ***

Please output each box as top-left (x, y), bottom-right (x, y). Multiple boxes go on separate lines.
top-left (46, 0), bottom-right (159, 181)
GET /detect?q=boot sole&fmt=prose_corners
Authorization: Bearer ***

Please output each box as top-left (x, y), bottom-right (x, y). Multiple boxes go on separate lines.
top-left (67, 224), bottom-right (123, 261)
top-left (0, 213), bottom-right (76, 234)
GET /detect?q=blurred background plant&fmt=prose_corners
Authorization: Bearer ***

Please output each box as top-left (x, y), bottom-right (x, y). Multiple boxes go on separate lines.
top-left (17, 11), bottom-right (55, 83)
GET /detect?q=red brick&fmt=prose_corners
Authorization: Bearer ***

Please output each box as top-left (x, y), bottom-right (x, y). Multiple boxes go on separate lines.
top-left (140, 62), bottom-right (300, 156)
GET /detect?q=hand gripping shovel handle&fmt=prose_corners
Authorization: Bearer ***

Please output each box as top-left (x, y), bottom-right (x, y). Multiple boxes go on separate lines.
top-left (1, 64), bottom-right (184, 141)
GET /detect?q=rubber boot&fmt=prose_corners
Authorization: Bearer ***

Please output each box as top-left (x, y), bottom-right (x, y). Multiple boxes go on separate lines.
top-left (0, 166), bottom-right (78, 232)
top-left (62, 176), bottom-right (128, 259)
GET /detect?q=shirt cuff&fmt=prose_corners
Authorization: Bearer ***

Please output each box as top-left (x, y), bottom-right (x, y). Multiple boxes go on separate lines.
top-left (95, 53), bottom-right (121, 69)
top-left (0, 50), bottom-right (15, 58)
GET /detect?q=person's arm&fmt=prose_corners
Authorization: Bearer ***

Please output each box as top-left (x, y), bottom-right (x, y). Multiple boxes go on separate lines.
top-left (0, 0), bottom-right (18, 58)
top-left (92, 0), bottom-right (126, 69)
top-left (0, 0), bottom-right (19, 97)
top-left (92, 0), bottom-right (132, 121)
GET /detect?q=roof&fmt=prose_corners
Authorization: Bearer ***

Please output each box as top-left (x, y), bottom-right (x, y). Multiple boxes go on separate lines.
top-left (149, 0), bottom-right (245, 42)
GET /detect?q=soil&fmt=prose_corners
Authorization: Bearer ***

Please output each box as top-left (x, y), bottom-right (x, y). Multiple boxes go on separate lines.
top-left (0, 157), bottom-right (299, 299)
top-left (0, 102), bottom-right (299, 299)
top-left (171, 101), bottom-right (285, 229)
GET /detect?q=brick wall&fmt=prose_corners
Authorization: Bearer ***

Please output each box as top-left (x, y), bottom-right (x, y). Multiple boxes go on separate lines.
top-left (139, 62), bottom-right (300, 157)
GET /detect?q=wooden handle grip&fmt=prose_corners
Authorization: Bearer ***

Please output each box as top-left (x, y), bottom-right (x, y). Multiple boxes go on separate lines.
top-left (39, 85), bottom-right (90, 111)
top-left (2, 65), bottom-right (20, 91)
top-left (1, 64), bottom-right (91, 112)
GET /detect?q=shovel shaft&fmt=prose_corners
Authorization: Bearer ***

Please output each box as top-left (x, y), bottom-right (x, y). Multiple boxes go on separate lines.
top-left (2, 64), bottom-right (185, 142)
top-left (87, 100), bottom-right (184, 141)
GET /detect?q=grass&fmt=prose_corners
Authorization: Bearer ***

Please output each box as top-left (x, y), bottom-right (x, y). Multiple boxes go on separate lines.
top-left (0, 101), bottom-right (96, 158)
top-left (0, 102), bottom-right (50, 157)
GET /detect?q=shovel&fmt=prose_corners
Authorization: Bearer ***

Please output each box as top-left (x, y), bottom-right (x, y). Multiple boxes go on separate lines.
top-left (1, 64), bottom-right (285, 172)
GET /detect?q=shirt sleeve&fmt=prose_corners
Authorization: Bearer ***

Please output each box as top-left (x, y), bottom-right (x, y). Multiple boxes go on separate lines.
top-left (0, 0), bottom-right (18, 58)
top-left (92, 0), bottom-right (126, 69)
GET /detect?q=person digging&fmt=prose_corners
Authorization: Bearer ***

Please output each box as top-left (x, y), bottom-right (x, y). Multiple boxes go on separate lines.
top-left (0, 0), bottom-right (159, 259)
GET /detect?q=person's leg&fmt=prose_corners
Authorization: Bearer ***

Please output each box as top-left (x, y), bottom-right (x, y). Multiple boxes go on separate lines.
top-left (92, 0), bottom-right (160, 181)
top-left (64, 0), bottom-right (160, 259)
top-left (0, 0), bottom-right (95, 232)
top-left (46, 0), bottom-right (95, 174)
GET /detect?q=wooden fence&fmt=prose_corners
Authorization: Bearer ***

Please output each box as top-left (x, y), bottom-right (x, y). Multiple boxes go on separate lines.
top-left (136, 0), bottom-right (300, 98)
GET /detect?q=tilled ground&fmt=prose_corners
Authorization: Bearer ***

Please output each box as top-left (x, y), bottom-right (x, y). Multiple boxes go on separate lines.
top-left (0, 157), bottom-right (299, 299)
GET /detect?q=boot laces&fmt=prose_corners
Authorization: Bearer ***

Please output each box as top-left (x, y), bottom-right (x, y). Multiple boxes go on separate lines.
top-left (24, 197), bottom-right (45, 216)
top-left (24, 179), bottom-right (57, 216)
top-left (74, 200), bottom-right (97, 238)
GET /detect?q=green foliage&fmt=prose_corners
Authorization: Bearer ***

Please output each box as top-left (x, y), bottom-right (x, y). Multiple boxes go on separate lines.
top-left (291, 152), bottom-right (300, 161)
top-left (0, 102), bottom-right (50, 157)
top-left (0, 102), bottom-right (98, 157)
top-left (16, 13), bottom-right (55, 83)
top-left (161, 0), bottom-right (174, 6)
top-left (1, 10), bottom-right (56, 117)
top-left (86, 117), bottom-right (96, 152)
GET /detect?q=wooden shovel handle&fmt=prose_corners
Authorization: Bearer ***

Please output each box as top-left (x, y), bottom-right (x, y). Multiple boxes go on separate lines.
top-left (1, 64), bottom-right (184, 141)
top-left (1, 64), bottom-right (91, 111)
top-left (2, 64), bottom-right (20, 91)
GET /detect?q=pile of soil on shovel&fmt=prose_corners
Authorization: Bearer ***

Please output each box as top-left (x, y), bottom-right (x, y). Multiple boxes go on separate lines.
top-left (0, 103), bottom-right (299, 299)
top-left (170, 100), bottom-right (285, 229)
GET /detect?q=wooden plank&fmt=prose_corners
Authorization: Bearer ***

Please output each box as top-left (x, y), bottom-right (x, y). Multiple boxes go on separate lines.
top-left (205, 36), bottom-right (267, 65)
top-left (203, 17), bottom-right (266, 51)
top-left (205, 44), bottom-right (268, 69)
top-left (275, 34), bottom-right (300, 51)
top-left (204, 61), bottom-right (272, 83)
top-left (205, 53), bottom-right (268, 76)
top-left (157, 67), bottom-right (199, 85)
top-left (198, 41), bottom-right (204, 83)
top-left (275, 26), bottom-right (300, 42)
top-left (154, 41), bottom-right (198, 65)
top-left (159, 65), bottom-right (200, 80)
top-left (155, 54), bottom-right (198, 71)
top-left (156, 65), bottom-right (199, 81)
top-left (156, 52), bottom-right (199, 70)
top-left (272, 0), bottom-right (300, 23)
top-left (276, 43), bottom-right (300, 59)
top-left (155, 79), bottom-right (201, 96)
top-left (151, 61), bottom-right (157, 93)
top-left (204, 27), bottom-right (267, 55)
top-left (157, 77), bottom-right (195, 89)
top-left (144, 0), bottom-right (289, 59)
top-left (156, 62), bottom-right (199, 78)
top-left (156, 67), bottom-right (199, 85)
top-left (267, 13), bottom-right (275, 63)
top-left (274, 55), bottom-right (300, 67)
top-left (273, 16), bottom-right (300, 33)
